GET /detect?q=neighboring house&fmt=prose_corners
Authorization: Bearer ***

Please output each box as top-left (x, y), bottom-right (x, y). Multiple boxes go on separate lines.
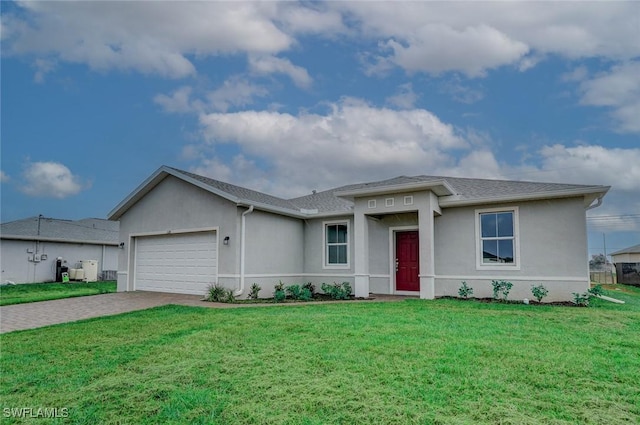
top-left (1, 217), bottom-right (119, 284)
top-left (108, 166), bottom-right (609, 302)
top-left (611, 244), bottom-right (640, 286)
top-left (611, 244), bottom-right (640, 264)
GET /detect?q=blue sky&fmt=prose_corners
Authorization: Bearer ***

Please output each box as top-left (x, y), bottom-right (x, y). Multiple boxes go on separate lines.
top-left (1, 1), bottom-right (639, 259)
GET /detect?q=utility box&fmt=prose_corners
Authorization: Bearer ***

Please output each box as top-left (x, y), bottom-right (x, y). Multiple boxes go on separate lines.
top-left (81, 260), bottom-right (99, 282)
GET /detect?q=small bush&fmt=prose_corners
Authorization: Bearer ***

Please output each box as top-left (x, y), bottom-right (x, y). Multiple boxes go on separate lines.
top-left (206, 283), bottom-right (227, 302)
top-left (286, 285), bottom-right (302, 299)
top-left (273, 281), bottom-right (286, 303)
top-left (458, 281), bottom-right (474, 299)
top-left (302, 282), bottom-right (316, 297)
top-left (531, 284), bottom-right (549, 303)
top-left (491, 280), bottom-right (513, 302)
top-left (274, 289), bottom-right (286, 303)
top-left (573, 292), bottom-right (590, 307)
top-left (321, 282), bottom-right (352, 300)
top-left (299, 287), bottom-right (313, 301)
top-left (588, 284), bottom-right (604, 298)
top-left (247, 283), bottom-right (261, 300)
top-left (224, 289), bottom-right (236, 303)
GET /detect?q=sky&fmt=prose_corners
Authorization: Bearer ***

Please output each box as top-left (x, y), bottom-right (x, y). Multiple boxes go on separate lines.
top-left (1, 1), bottom-right (639, 260)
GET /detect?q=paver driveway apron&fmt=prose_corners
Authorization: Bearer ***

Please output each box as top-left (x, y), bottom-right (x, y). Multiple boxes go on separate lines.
top-left (0, 292), bottom-right (205, 333)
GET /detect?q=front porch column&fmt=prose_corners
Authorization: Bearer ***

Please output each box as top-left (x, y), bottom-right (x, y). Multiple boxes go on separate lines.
top-left (418, 192), bottom-right (438, 299)
top-left (353, 207), bottom-right (370, 298)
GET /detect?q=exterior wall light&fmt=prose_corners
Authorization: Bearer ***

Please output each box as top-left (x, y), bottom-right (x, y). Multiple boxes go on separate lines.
top-left (223, 236), bottom-right (230, 245)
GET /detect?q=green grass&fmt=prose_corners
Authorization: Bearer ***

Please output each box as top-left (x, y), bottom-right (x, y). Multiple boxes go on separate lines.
top-left (0, 281), bottom-right (116, 306)
top-left (1, 286), bottom-right (639, 424)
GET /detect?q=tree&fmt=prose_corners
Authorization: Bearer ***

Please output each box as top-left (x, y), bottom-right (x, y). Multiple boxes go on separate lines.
top-left (589, 254), bottom-right (608, 270)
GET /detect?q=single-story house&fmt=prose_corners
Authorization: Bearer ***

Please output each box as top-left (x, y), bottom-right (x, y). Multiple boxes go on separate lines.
top-left (1, 216), bottom-right (119, 284)
top-left (108, 166), bottom-right (609, 302)
top-left (611, 244), bottom-right (640, 286)
top-left (611, 244), bottom-right (640, 264)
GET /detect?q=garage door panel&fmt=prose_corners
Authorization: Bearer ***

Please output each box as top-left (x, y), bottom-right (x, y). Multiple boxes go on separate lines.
top-left (135, 232), bottom-right (217, 295)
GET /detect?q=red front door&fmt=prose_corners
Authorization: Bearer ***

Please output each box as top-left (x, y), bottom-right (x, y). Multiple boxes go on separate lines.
top-left (396, 231), bottom-right (419, 291)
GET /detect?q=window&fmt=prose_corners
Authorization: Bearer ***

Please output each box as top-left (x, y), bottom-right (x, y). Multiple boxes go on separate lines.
top-left (325, 221), bottom-right (349, 267)
top-left (476, 208), bottom-right (519, 269)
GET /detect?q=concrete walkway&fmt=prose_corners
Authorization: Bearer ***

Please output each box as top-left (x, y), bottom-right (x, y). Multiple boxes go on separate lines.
top-left (0, 292), bottom-right (413, 333)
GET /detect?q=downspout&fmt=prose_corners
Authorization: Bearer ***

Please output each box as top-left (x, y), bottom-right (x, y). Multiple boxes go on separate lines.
top-left (236, 205), bottom-right (254, 296)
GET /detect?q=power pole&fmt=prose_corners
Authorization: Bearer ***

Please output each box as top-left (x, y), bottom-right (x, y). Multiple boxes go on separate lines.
top-left (603, 233), bottom-right (609, 284)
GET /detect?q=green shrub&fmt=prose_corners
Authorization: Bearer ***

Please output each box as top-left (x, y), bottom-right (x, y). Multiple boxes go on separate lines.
top-left (274, 289), bottom-right (286, 303)
top-left (247, 283), bottom-right (261, 300)
top-left (300, 287), bottom-right (312, 301)
top-left (573, 292), bottom-right (590, 307)
top-left (588, 284), bottom-right (604, 297)
top-left (302, 282), bottom-right (316, 297)
top-left (273, 281), bottom-right (286, 303)
top-left (491, 280), bottom-right (513, 302)
top-left (286, 285), bottom-right (302, 299)
top-left (531, 284), bottom-right (549, 303)
top-left (458, 281), bottom-right (474, 299)
top-left (321, 282), bottom-right (352, 300)
top-left (206, 283), bottom-right (227, 302)
top-left (224, 288), bottom-right (236, 303)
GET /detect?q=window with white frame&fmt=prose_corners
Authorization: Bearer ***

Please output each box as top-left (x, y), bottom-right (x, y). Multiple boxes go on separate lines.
top-left (477, 208), bottom-right (519, 267)
top-left (324, 221), bottom-right (349, 267)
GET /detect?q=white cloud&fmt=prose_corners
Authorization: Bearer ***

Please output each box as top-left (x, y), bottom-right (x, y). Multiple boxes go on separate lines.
top-left (155, 77), bottom-right (269, 114)
top-left (154, 86), bottom-right (199, 114)
top-left (3, 2), bottom-right (294, 78)
top-left (0, 170), bottom-right (9, 183)
top-left (208, 77), bottom-right (269, 112)
top-left (534, 144), bottom-right (640, 191)
top-left (382, 24), bottom-right (529, 77)
top-left (196, 98), bottom-right (468, 196)
top-left (32, 58), bottom-right (56, 83)
top-left (386, 83), bottom-right (418, 109)
top-left (20, 162), bottom-right (87, 199)
top-left (578, 62), bottom-right (640, 133)
top-left (440, 79), bottom-right (484, 104)
top-left (248, 55), bottom-right (313, 89)
top-left (336, 2), bottom-right (640, 76)
top-left (6, 2), bottom-right (638, 81)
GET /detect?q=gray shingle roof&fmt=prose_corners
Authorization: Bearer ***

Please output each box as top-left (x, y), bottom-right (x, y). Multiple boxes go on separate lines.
top-left (1, 217), bottom-right (119, 244)
top-left (169, 168), bottom-right (301, 211)
top-left (136, 167), bottom-right (609, 217)
top-left (611, 244), bottom-right (640, 256)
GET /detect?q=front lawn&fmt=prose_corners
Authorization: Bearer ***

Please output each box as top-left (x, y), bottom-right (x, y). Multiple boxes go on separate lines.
top-left (1, 286), bottom-right (638, 424)
top-left (0, 281), bottom-right (116, 306)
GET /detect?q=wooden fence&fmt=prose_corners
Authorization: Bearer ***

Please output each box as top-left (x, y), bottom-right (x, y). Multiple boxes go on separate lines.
top-left (615, 263), bottom-right (640, 286)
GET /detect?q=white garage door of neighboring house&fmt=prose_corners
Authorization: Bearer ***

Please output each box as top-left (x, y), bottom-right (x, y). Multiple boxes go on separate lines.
top-left (134, 231), bottom-right (217, 295)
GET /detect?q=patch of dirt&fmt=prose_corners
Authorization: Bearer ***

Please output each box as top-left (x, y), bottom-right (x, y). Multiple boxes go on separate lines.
top-left (438, 296), bottom-right (577, 307)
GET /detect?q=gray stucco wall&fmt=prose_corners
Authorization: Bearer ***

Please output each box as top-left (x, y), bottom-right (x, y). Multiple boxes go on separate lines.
top-left (245, 210), bottom-right (304, 275)
top-left (1, 239), bottom-right (118, 284)
top-left (434, 197), bottom-right (589, 301)
top-left (116, 175), bottom-right (239, 292)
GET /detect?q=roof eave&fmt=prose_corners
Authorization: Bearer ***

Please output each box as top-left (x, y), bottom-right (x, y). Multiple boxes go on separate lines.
top-left (0, 235), bottom-right (119, 245)
top-left (334, 180), bottom-right (455, 199)
top-left (438, 186), bottom-right (610, 208)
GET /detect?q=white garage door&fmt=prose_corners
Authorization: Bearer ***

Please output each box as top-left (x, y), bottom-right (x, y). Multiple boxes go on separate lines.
top-left (134, 231), bottom-right (217, 294)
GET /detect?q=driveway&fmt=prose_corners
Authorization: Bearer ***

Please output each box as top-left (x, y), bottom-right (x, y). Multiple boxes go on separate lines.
top-left (0, 292), bottom-right (412, 333)
top-left (0, 291), bottom-right (208, 333)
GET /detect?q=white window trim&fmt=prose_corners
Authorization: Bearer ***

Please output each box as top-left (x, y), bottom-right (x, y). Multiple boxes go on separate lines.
top-left (475, 207), bottom-right (520, 271)
top-left (323, 220), bottom-right (350, 269)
